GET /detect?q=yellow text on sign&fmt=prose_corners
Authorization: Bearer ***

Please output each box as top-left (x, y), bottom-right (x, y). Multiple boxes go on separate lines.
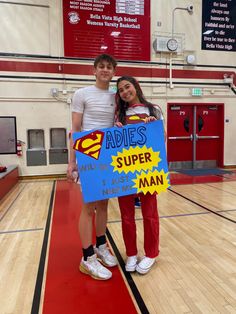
top-left (133, 169), bottom-right (170, 195)
top-left (111, 146), bottom-right (161, 174)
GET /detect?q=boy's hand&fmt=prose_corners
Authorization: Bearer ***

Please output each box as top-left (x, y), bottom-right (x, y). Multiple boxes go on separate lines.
top-left (67, 161), bottom-right (78, 181)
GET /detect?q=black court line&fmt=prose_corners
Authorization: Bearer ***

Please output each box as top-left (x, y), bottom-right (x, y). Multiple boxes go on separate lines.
top-left (108, 211), bottom-right (212, 224)
top-left (170, 189), bottom-right (236, 224)
top-left (0, 183), bottom-right (27, 222)
top-left (108, 206), bottom-right (236, 226)
top-left (0, 227), bottom-right (43, 235)
top-left (31, 181), bottom-right (56, 314)
top-left (206, 182), bottom-right (236, 196)
top-left (217, 209), bottom-right (236, 213)
top-left (106, 228), bottom-right (150, 314)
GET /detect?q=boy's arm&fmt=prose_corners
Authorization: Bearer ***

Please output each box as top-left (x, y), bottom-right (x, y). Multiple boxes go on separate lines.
top-left (67, 112), bottom-right (83, 180)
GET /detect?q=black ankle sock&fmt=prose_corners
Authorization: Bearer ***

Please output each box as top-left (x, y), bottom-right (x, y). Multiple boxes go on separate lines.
top-left (96, 235), bottom-right (106, 248)
top-left (83, 244), bottom-right (94, 261)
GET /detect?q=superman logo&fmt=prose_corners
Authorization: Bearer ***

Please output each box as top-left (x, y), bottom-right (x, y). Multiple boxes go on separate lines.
top-left (126, 113), bottom-right (149, 124)
top-left (73, 130), bottom-right (104, 160)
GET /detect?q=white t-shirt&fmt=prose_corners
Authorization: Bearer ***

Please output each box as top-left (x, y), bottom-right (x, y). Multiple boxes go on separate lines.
top-left (72, 86), bottom-right (116, 131)
top-left (125, 104), bottom-right (163, 124)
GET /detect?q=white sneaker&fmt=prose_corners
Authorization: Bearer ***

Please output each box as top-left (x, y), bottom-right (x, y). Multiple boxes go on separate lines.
top-left (136, 256), bottom-right (156, 274)
top-left (94, 243), bottom-right (118, 267)
top-left (125, 255), bottom-right (138, 272)
top-left (79, 254), bottom-right (112, 280)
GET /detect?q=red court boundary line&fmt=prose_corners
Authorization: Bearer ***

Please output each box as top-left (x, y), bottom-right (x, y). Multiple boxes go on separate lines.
top-left (42, 180), bottom-right (138, 314)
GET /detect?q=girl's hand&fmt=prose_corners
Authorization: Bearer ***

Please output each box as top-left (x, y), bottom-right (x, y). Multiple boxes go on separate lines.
top-left (115, 122), bottom-right (123, 127)
top-left (144, 116), bottom-right (156, 123)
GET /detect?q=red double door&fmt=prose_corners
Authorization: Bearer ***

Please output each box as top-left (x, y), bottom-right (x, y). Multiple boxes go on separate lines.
top-left (167, 103), bottom-right (224, 170)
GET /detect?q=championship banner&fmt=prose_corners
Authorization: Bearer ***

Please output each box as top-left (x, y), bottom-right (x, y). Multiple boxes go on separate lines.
top-left (63, 0), bottom-right (150, 61)
top-left (73, 120), bottom-right (170, 203)
top-left (202, 0), bottom-right (236, 52)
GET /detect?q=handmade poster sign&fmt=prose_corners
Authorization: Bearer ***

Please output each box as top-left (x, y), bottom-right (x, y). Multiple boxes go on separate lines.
top-left (73, 120), bottom-right (170, 203)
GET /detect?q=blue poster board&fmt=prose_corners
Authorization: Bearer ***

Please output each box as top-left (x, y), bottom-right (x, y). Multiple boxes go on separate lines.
top-left (73, 120), bottom-right (170, 203)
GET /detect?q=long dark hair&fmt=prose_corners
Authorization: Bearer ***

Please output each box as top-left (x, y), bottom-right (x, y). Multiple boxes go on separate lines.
top-left (115, 76), bottom-right (162, 125)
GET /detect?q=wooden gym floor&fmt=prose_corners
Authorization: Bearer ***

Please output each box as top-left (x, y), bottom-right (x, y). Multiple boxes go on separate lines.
top-left (0, 172), bottom-right (236, 314)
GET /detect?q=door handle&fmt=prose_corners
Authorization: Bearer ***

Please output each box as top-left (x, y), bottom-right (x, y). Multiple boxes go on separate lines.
top-left (196, 135), bottom-right (220, 139)
top-left (168, 135), bottom-right (193, 140)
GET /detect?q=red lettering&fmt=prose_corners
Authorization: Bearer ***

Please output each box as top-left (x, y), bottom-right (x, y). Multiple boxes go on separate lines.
top-left (144, 152), bottom-right (151, 162)
top-left (116, 157), bottom-right (123, 168)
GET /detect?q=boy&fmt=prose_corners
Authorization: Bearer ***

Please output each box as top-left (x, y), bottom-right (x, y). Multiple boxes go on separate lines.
top-left (67, 54), bottom-right (118, 280)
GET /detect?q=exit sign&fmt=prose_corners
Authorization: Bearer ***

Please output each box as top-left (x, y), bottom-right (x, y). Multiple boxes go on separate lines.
top-left (192, 88), bottom-right (203, 96)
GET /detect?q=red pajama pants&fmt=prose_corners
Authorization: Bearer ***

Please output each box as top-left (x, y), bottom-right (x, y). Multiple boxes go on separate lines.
top-left (118, 193), bottom-right (159, 258)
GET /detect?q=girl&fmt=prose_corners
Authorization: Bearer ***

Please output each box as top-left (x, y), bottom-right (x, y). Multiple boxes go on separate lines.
top-left (115, 76), bottom-right (164, 274)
